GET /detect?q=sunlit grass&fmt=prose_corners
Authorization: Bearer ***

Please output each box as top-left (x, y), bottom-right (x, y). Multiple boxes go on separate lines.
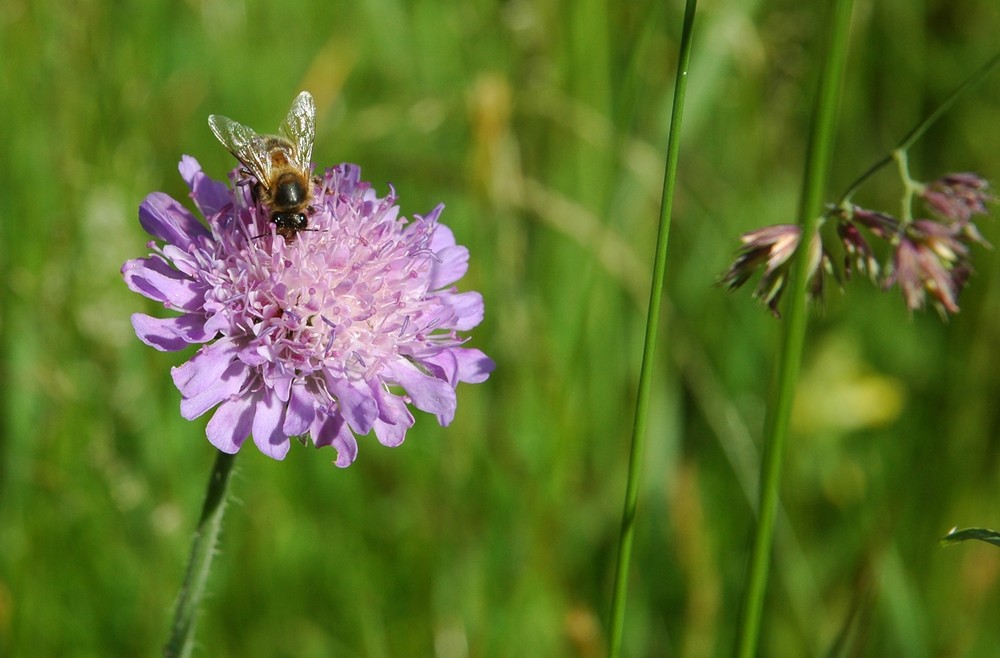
top-left (2, 0), bottom-right (1000, 656)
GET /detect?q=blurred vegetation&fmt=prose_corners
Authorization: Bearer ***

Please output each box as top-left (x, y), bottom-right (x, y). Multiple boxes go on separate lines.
top-left (2, 0), bottom-right (1000, 656)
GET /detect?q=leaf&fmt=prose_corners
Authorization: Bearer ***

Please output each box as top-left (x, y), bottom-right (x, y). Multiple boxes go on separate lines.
top-left (941, 527), bottom-right (1000, 548)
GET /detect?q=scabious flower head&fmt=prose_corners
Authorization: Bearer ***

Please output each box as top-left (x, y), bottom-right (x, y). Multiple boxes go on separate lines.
top-left (122, 157), bottom-right (494, 466)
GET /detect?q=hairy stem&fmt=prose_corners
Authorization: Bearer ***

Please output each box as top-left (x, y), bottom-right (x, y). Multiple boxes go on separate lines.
top-left (163, 450), bottom-right (238, 658)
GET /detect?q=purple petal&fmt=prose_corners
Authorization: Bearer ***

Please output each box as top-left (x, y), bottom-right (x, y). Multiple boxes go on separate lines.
top-left (160, 244), bottom-right (202, 278)
top-left (368, 379), bottom-right (411, 426)
top-left (386, 359), bottom-right (457, 424)
top-left (430, 245), bottom-right (469, 289)
top-left (373, 416), bottom-right (412, 447)
top-left (282, 381), bottom-right (316, 436)
top-left (172, 338), bottom-right (237, 392)
top-left (440, 291), bottom-right (484, 331)
top-left (139, 192), bottom-right (211, 247)
top-left (325, 375), bottom-right (378, 435)
top-left (335, 164), bottom-right (362, 195)
top-left (414, 203), bottom-right (444, 228)
top-left (268, 372), bottom-right (293, 403)
top-left (179, 156), bottom-right (232, 218)
top-left (312, 414), bottom-right (358, 467)
top-left (131, 313), bottom-right (211, 352)
top-left (203, 312), bottom-right (233, 336)
top-left (172, 339), bottom-right (248, 419)
top-left (451, 348), bottom-right (495, 383)
top-left (179, 360), bottom-right (248, 420)
top-left (423, 347), bottom-right (495, 386)
top-left (366, 382), bottom-right (414, 447)
top-left (252, 389), bottom-right (290, 460)
top-left (206, 396), bottom-right (254, 453)
top-left (122, 257), bottom-right (204, 310)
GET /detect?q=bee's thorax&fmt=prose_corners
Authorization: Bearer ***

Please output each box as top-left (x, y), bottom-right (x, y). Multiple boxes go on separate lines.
top-left (272, 172), bottom-right (309, 211)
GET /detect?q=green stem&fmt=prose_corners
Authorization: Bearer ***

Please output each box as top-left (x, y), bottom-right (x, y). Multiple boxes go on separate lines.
top-left (836, 50), bottom-right (1000, 207)
top-left (163, 450), bottom-right (238, 658)
top-left (893, 148), bottom-right (919, 224)
top-left (734, 1), bottom-right (853, 657)
top-left (607, 0), bottom-right (698, 655)
top-left (896, 50), bottom-right (1000, 152)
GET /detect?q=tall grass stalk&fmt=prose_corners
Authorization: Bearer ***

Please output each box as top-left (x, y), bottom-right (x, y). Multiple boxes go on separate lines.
top-left (734, 1), bottom-right (854, 656)
top-left (163, 450), bottom-right (237, 658)
top-left (607, 0), bottom-right (698, 655)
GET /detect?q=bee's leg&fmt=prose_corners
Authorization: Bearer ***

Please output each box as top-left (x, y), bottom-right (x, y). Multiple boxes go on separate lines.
top-left (312, 175), bottom-right (328, 195)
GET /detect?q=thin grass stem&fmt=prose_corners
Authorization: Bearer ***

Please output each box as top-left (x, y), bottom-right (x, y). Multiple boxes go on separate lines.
top-left (836, 50), bottom-right (1000, 206)
top-left (607, 0), bottom-right (698, 655)
top-left (733, 1), bottom-right (854, 656)
top-left (163, 450), bottom-right (238, 658)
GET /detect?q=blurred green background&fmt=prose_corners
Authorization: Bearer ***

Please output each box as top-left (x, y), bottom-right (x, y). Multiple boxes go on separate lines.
top-left (2, 0), bottom-right (1000, 655)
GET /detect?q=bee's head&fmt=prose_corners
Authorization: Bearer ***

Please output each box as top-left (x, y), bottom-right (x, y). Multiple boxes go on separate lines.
top-left (272, 211), bottom-right (308, 232)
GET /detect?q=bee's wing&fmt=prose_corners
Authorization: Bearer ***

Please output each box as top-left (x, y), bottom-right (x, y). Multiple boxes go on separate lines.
top-left (208, 114), bottom-right (274, 183)
top-left (280, 91), bottom-right (316, 170)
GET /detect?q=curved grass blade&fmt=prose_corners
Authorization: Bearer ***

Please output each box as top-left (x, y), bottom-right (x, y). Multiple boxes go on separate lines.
top-left (941, 527), bottom-right (1000, 548)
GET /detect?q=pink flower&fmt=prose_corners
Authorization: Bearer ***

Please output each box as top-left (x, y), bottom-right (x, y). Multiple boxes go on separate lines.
top-left (719, 224), bottom-right (826, 316)
top-left (884, 219), bottom-right (974, 315)
top-left (722, 173), bottom-right (993, 317)
top-left (920, 173), bottom-right (994, 224)
top-left (123, 157), bottom-right (493, 466)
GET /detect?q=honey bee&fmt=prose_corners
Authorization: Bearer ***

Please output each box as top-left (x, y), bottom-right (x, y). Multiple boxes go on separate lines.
top-left (208, 91), bottom-right (317, 242)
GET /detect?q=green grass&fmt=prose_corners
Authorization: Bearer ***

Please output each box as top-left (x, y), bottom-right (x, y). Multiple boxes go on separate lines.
top-left (2, 0), bottom-right (1000, 656)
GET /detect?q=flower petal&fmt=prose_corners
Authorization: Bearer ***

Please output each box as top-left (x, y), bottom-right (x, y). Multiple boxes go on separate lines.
top-left (423, 347), bottom-right (495, 386)
top-left (179, 155), bottom-right (231, 218)
top-left (367, 380), bottom-right (410, 425)
top-left (455, 347), bottom-right (495, 383)
top-left (439, 291), bottom-right (484, 331)
top-left (313, 414), bottom-right (358, 467)
top-left (172, 339), bottom-right (248, 419)
top-left (122, 257), bottom-right (204, 310)
top-left (386, 359), bottom-right (457, 424)
top-left (282, 381), bottom-right (316, 436)
top-left (252, 389), bottom-right (290, 460)
top-left (325, 375), bottom-right (378, 435)
top-left (430, 245), bottom-right (470, 289)
top-left (419, 204), bottom-right (446, 230)
top-left (206, 396), bottom-right (254, 453)
top-left (373, 416), bottom-right (412, 447)
top-left (139, 192), bottom-right (211, 248)
top-left (365, 380), bottom-right (414, 447)
top-left (131, 313), bottom-right (211, 352)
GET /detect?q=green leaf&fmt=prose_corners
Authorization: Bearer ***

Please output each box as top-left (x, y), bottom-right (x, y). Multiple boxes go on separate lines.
top-left (941, 527), bottom-right (1000, 548)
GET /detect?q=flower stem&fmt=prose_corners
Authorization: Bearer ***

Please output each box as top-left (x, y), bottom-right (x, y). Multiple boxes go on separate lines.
top-left (163, 450), bottom-right (238, 658)
top-left (733, 1), bottom-right (853, 657)
top-left (893, 148), bottom-right (918, 223)
top-left (607, 0), bottom-right (698, 655)
top-left (836, 50), bottom-right (1000, 207)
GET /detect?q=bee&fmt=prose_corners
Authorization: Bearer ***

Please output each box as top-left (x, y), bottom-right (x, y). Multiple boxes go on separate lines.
top-left (208, 91), bottom-right (317, 242)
